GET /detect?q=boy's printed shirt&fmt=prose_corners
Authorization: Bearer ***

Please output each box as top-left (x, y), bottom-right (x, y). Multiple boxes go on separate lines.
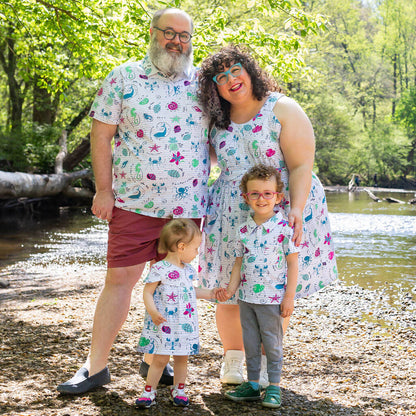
top-left (234, 212), bottom-right (300, 305)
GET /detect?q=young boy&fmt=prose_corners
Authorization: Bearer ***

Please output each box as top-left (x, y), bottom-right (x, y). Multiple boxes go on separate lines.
top-left (216, 164), bottom-right (300, 409)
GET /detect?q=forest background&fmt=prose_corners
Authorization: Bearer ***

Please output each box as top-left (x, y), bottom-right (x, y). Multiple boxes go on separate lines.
top-left (1, 0), bottom-right (415, 190)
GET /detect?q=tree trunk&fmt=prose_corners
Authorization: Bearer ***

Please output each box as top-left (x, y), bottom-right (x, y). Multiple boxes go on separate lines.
top-left (0, 169), bottom-right (91, 199)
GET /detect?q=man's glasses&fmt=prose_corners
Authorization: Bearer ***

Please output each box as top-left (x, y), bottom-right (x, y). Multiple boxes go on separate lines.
top-left (212, 63), bottom-right (243, 85)
top-left (244, 191), bottom-right (280, 200)
top-left (153, 26), bottom-right (192, 43)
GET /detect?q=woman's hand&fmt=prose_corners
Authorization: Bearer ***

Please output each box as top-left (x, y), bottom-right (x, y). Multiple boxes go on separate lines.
top-left (288, 206), bottom-right (303, 246)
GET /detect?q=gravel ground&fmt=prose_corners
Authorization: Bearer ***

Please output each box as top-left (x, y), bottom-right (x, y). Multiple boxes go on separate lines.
top-left (1, 263), bottom-right (415, 416)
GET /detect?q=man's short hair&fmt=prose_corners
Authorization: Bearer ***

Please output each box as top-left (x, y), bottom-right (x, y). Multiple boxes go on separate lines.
top-left (151, 8), bottom-right (193, 31)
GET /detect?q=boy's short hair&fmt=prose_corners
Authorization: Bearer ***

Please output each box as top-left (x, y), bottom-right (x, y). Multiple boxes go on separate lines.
top-left (240, 164), bottom-right (284, 194)
top-left (158, 218), bottom-right (201, 254)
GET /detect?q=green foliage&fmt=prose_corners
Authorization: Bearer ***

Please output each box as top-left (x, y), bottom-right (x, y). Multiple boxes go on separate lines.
top-left (0, 0), bottom-right (414, 185)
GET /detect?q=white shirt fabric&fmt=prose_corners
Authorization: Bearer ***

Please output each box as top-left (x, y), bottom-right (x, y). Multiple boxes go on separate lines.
top-left (234, 212), bottom-right (300, 304)
top-left (89, 55), bottom-right (209, 219)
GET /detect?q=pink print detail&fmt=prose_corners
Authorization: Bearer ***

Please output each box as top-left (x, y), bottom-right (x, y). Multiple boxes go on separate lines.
top-left (184, 303), bottom-right (195, 318)
top-left (193, 106), bottom-right (202, 112)
top-left (266, 149), bottom-right (276, 157)
top-left (168, 270), bottom-right (180, 279)
top-left (315, 248), bottom-right (321, 257)
top-left (97, 88), bottom-right (103, 96)
top-left (147, 173), bottom-right (156, 180)
top-left (168, 102), bottom-right (178, 110)
top-left (240, 225), bottom-right (248, 233)
top-left (324, 233), bottom-right (331, 245)
top-left (116, 197), bottom-right (125, 203)
top-left (278, 234), bottom-right (284, 243)
top-left (252, 125), bottom-right (262, 133)
top-left (328, 251), bottom-right (334, 260)
top-left (137, 129), bottom-right (144, 138)
top-left (170, 151), bottom-right (184, 165)
top-left (173, 206), bottom-right (184, 215)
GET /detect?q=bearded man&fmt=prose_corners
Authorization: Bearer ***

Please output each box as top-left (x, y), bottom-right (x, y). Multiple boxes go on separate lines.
top-left (57, 8), bottom-right (209, 394)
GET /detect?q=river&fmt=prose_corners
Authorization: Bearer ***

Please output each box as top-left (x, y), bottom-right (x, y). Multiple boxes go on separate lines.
top-left (1, 190), bottom-right (415, 306)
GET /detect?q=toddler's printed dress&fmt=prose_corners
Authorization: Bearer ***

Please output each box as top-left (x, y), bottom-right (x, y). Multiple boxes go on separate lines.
top-left (138, 260), bottom-right (200, 356)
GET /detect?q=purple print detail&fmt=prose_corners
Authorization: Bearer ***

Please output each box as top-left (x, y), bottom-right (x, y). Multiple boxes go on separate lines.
top-left (174, 125), bottom-right (181, 133)
top-left (147, 173), bottom-right (156, 180)
top-left (184, 80), bottom-right (191, 86)
top-left (139, 74), bottom-right (148, 79)
top-left (193, 179), bottom-right (198, 187)
top-left (161, 326), bottom-right (171, 334)
top-left (89, 111), bottom-right (95, 117)
top-left (227, 126), bottom-right (233, 132)
top-left (219, 141), bottom-right (226, 149)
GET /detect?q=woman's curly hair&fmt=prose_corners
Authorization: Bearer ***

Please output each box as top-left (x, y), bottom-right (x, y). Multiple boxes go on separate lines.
top-left (197, 44), bottom-right (281, 130)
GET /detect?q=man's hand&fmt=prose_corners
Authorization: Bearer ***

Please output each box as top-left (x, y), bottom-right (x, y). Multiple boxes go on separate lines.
top-left (92, 190), bottom-right (115, 221)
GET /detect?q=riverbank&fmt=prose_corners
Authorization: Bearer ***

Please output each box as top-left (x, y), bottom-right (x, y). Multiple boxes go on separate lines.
top-left (1, 262), bottom-right (415, 416)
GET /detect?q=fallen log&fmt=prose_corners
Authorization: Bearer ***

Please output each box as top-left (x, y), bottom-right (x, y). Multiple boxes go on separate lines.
top-left (364, 188), bottom-right (381, 202)
top-left (384, 197), bottom-right (405, 203)
top-left (0, 169), bottom-right (91, 199)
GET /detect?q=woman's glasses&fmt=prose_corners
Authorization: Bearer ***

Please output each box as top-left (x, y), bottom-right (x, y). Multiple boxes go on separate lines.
top-left (244, 191), bottom-right (280, 200)
top-left (153, 27), bottom-right (192, 43)
top-left (213, 63), bottom-right (243, 85)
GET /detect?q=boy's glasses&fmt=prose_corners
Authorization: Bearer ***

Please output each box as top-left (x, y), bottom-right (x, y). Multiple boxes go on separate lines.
top-left (244, 191), bottom-right (280, 200)
top-left (212, 63), bottom-right (243, 85)
top-left (153, 27), bottom-right (192, 43)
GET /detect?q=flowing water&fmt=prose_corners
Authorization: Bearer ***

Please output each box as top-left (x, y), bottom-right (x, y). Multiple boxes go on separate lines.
top-left (1, 191), bottom-right (415, 306)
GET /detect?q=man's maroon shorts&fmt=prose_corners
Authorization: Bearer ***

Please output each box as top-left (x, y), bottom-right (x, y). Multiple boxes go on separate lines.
top-left (107, 207), bottom-right (202, 268)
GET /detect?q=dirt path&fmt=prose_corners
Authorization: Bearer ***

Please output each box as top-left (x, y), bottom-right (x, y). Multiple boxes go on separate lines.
top-left (1, 263), bottom-right (415, 415)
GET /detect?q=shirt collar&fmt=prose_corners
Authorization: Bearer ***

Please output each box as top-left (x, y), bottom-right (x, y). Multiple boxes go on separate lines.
top-left (245, 211), bottom-right (285, 234)
top-left (143, 54), bottom-right (195, 81)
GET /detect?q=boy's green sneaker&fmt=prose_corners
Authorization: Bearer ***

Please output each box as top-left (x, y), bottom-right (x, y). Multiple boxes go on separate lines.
top-left (225, 382), bottom-right (261, 402)
top-left (262, 385), bottom-right (281, 408)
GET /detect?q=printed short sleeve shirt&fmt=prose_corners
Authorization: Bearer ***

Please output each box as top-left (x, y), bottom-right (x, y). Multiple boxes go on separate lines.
top-left (234, 212), bottom-right (300, 304)
top-left (89, 55), bottom-right (209, 219)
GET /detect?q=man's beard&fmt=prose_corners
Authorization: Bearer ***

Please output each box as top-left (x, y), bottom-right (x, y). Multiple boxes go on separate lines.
top-left (148, 34), bottom-right (193, 76)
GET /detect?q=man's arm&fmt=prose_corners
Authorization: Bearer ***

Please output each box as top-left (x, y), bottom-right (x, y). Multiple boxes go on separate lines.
top-left (90, 119), bottom-right (118, 221)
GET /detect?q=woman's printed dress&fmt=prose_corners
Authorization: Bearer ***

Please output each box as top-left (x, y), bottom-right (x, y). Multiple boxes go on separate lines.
top-left (198, 92), bottom-right (338, 303)
top-left (138, 261), bottom-right (200, 355)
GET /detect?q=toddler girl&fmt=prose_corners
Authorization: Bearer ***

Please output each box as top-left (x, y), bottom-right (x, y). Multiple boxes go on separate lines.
top-left (136, 219), bottom-right (219, 408)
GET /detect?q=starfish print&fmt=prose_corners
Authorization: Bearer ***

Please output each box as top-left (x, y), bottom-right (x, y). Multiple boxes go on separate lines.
top-left (269, 294), bottom-right (280, 303)
top-left (150, 144), bottom-right (160, 152)
top-left (167, 292), bottom-right (178, 302)
top-left (171, 115), bottom-right (181, 122)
